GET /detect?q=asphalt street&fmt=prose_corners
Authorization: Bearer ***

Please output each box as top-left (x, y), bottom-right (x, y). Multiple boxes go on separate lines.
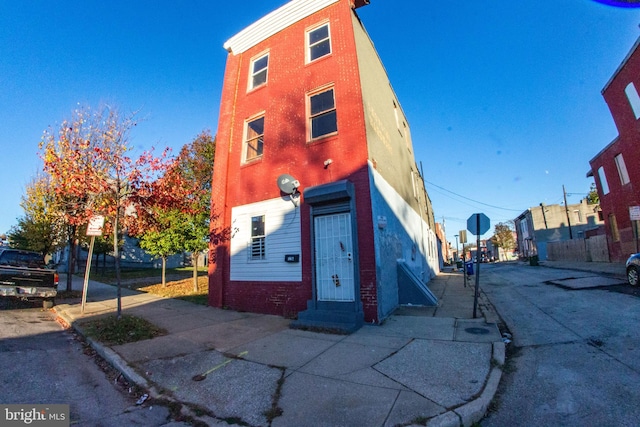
top-left (0, 302), bottom-right (188, 426)
top-left (479, 262), bottom-right (640, 426)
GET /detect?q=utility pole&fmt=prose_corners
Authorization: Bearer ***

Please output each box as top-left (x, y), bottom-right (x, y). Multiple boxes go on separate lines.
top-left (563, 185), bottom-right (573, 239)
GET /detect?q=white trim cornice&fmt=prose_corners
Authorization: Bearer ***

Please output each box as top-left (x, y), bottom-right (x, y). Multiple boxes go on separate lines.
top-left (223, 0), bottom-right (340, 55)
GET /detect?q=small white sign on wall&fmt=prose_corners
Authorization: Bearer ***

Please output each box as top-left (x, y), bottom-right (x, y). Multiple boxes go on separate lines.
top-left (630, 206), bottom-right (640, 221)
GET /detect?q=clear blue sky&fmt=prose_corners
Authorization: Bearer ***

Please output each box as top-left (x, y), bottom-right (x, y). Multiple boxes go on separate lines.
top-left (1, 1), bottom-right (639, 244)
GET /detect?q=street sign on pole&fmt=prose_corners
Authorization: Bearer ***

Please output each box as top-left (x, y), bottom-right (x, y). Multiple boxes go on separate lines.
top-left (86, 215), bottom-right (105, 236)
top-left (467, 213), bottom-right (490, 236)
top-left (82, 215), bottom-right (104, 313)
top-left (466, 213), bottom-right (490, 318)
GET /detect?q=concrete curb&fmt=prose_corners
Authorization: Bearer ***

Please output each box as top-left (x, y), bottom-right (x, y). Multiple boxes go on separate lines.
top-left (452, 341), bottom-right (505, 427)
top-left (425, 410), bottom-right (461, 427)
top-left (54, 305), bottom-right (149, 389)
top-left (454, 366), bottom-right (502, 426)
top-left (53, 305), bottom-right (212, 425)
top-left (418, 340), bottom-right (506, 427)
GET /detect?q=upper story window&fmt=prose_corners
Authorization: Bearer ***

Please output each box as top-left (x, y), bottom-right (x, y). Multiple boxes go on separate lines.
top-left (598, 166), bottom-right (610, 195)
top-left (519, 219), bottom-right (529, 239)
top-left (393, 100), bottom-right (402, 136)
top-left (249, 53), bottom-right (269, 90)
top-left (404, 122), bottom-right (412, 152)
top-left (307, 23), bottom-right (331, 63)
top-left (243, 115), bottom-right (264, 163)
top-left (573, 210), bottom-right (583, 223)
top-left (309, 87), bottom-right (337, 140)
top-left (625, 82), bottom-right (640, 120)
top-left (250, 215), bottom-right (266, 260)
top-left (614, 153), bottom-right (630, 185)
top-left (410, 169), bottom-right (417, 198)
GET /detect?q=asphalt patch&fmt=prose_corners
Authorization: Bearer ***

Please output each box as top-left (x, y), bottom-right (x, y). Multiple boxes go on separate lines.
top-left (546, 276), bottom-right (626, 290)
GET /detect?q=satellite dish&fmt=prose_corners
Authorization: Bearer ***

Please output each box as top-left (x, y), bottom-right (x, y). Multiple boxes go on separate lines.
top-left (277, 174), bottom-right (300, 195)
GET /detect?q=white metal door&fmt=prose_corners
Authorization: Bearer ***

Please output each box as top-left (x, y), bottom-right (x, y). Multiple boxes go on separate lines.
top-left (314, 213), bottom-right (355, 302)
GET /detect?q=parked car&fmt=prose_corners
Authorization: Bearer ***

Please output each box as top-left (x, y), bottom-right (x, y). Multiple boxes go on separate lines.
top-left (0, 248), bottom-right (58, 308)
top-left (625, 253), bottom-right (640, 286)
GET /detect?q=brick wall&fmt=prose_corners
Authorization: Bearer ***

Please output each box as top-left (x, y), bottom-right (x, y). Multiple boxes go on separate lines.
top-left (209, 0), bottom-right (380, 320)
top-left (591, 38), bottom-right (640, 261)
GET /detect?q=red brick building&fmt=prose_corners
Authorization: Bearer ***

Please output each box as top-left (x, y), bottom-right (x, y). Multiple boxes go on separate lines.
top-left (589, 37), bottom-right (640, 262)
top-left (208, 0), bottom-right (438, 331)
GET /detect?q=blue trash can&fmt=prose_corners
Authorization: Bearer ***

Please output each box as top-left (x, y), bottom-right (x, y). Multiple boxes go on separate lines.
top-left (465, 261), bottom-right (474, 275)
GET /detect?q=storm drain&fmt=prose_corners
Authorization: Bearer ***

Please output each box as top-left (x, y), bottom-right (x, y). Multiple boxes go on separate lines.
top-left (464, 327), bottom-right (491, 335)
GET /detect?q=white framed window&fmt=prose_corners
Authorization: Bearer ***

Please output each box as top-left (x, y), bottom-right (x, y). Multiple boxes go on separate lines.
top-left (393, 100), bottom-right (402, 136)
top-left (307, 23), bottom-right (331, 63)
top-left (308, 86), bottom-right (337, 140)
top-left (625, 82), bottom-right (640, 119)
top-left (411, 169), bottom-right (418, 199)
top-left (404, 122), bottom-right (412, 152)
top-left (574, 210), bottom-right (583, 223)
top-left (250, 215), bottom-right (266, 260)
top-left (243, 115), bottom-right (264, 162)
top-left (614, 153), bottom-right (630, 185)
top-left (519, 220), bottom-right (529, 239)
top-left (249, 52), bottom-right (269, 90)
top-left (598, 166), bottom-right (610, 195)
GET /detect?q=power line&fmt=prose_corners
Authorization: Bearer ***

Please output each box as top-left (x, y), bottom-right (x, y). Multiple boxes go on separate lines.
top-left (424, 179), bottom-right (523, 212)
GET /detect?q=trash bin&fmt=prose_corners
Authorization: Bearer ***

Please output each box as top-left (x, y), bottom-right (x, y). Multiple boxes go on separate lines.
top-left (465, 261), bottom-right (474, 275)
top-left (456, 260), bottom-right (463, 269)
top-left (529, 255), bottom-right (539, 266)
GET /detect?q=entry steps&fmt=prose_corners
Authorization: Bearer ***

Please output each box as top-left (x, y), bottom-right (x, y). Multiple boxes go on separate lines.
top-left (397, 260), bottom-right (438, 306)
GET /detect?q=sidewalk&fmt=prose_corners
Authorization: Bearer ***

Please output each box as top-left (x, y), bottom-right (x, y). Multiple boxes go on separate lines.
top-left (54, 271), bottom-right (504, 427)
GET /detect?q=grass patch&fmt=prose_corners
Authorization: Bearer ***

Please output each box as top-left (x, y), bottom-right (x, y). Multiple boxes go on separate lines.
top-left (82, 267), bottom-right (209, 306)
top-left (137, 276), bottom-right (209, 305)
top-left (89, 266), bottom-right (206, 284)
top-left (82, 314), bottom-right (167, 346)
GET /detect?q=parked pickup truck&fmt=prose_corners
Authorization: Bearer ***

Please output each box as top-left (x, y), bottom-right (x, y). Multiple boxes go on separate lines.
top-left (0, 248), bottom-right (58, 308)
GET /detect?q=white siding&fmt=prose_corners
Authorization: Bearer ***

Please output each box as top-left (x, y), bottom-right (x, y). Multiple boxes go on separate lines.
top-left (223, 0), bottom-right (339, 54)
top-left (230, 198), bottom-right (302, 281)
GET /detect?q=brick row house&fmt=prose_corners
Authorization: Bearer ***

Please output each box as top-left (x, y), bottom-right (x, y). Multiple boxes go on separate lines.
top-left (588, 36), bottom-right (640, 262)
top-left (208, 0), bottom-right (439, 331)
top-left (514, 200), bottom-right (603, 261)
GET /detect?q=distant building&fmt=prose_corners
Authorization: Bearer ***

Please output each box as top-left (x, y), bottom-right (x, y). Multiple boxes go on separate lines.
top-left (588, 36), bottom-right (640, 262)
top-left (434, 222), bottom-right (450, 266)
top-left (54, 236), bottom-right (189, 272)
top-left (208, 0), bottom-right (439, 331)
top-left (514, 200), bottom-right (603, 261)
top-left (485, 237), bottom-right (515, 262)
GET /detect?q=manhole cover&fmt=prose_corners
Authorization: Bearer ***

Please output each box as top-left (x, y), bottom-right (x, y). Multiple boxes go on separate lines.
top-left (464, 327), bottom-right (490, 335)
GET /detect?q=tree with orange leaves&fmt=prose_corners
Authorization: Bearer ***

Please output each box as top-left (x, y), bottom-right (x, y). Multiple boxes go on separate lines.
top-left (40, 105), bottom-right (169, 317)
top-left (129, 130), bottom-right (216, 291)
